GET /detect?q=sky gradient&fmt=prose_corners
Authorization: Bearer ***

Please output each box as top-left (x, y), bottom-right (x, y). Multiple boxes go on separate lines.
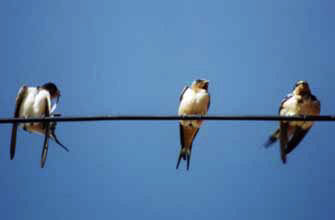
top-left (1, 1), bottom-right (335, 219)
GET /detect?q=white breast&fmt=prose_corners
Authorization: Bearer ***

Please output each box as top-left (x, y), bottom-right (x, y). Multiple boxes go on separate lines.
top-left (178, 88), bottom-right (209, 127)
top-left (280, 95), bottom-right (320, 129)
top-left (179, 89), bottom-right (209, 115)
top-left (280, 96), bottom-right (299, 117)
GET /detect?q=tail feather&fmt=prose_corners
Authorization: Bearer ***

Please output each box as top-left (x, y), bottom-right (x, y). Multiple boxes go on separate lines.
top-left (176, 148), bottom-right (191, 170)
top-left (40, 122), bottom-right (50, 168)
top-left (186, 151), bottom-right (191, 171)
top-left (50, 122), bottom-right (70, 152)
top-left (264, 128), bottom-right (280, 148)
top-left (280, 122), bottom-right (288, 164)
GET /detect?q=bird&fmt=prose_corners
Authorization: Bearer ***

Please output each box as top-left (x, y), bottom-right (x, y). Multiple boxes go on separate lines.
top-left (10, 82), bottom-right (68, 168)
top-left (176, 79), bottom-right (210, 170)
top-left (264, 80), bottom-right (321, 164)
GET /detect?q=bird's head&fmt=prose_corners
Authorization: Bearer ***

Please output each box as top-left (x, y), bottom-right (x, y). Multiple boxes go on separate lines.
top-left (41, 82), bottom-right (61, 101)
top-left (192, 79), bottom-right (209, 91)
top-left (293, 80), bottom-right (311, 95)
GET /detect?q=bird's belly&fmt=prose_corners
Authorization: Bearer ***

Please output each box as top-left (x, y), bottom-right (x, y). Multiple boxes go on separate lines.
top-left (21, 122), bottom-right (44, 134)
top-left (291, 102), bottom-right (319, 129)
top-left (281, 98), bottom-right (320, 129)
top-left (289, 120), bottom-right (314, 129)
top-left (178, 94), bottom-right (208, 128)
top-left (179, 97), bottom-right (208, 115)
top-left (298, 101), bottom-right (320, 116)
top-left (180, 119), bottom-right (203, 128)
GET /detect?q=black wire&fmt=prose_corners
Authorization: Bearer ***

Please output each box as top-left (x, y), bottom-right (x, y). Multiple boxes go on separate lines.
top-left (0, 115), bottom-right (335, 124)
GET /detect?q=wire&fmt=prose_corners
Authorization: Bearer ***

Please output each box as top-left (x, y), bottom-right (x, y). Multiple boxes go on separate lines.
top-left (0, 115), bottom-right (334, 124)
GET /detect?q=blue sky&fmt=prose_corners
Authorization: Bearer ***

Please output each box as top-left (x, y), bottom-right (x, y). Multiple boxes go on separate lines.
top-left (1, 0), bottom-right (335, 219)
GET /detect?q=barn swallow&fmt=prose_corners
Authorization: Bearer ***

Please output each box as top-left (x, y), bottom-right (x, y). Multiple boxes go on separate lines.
top-left (176, 79), bottom-right (210, 170)
top-left (10, 82), bottom-right (68, 168)
top-left (264, 80), bottom-right (321, 164)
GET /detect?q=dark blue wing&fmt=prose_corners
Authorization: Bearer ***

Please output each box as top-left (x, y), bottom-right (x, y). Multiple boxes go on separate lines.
top-left (10, 86), bottom-right (28, 160)
top-left (285, 127), bottom-right (310, 155)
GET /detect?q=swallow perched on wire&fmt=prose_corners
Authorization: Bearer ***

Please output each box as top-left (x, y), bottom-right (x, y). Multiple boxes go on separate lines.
top-left (176, 79), bottom-right (210, 170)
top-left (264, 80), bottom-right (321, 164)
top-left (10, 82), bottom-right (69, 168)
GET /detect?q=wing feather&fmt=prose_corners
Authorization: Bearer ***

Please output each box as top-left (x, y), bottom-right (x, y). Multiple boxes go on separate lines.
top-left (280, 121), bottom-right (288, 164)
top-left (10, 86), bottom-right (28, 160)
top-left (285, 127), bottom-right (310, 155)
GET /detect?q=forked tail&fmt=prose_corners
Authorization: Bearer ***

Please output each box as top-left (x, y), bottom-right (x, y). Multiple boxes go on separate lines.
top-left (176, 148), bottom-right (191, 170)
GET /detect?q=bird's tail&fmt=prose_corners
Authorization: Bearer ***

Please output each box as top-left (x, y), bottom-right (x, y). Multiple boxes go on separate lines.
top-left (49, 114), bottom-right (69, 152)
top-left (176, 148), bottom-right (191, 170)
top-left (264, 128), bottom-right (280, 148)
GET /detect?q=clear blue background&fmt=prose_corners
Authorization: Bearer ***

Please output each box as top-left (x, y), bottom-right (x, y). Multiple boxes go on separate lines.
top-left (1, 1), bottom-right (334, 219)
